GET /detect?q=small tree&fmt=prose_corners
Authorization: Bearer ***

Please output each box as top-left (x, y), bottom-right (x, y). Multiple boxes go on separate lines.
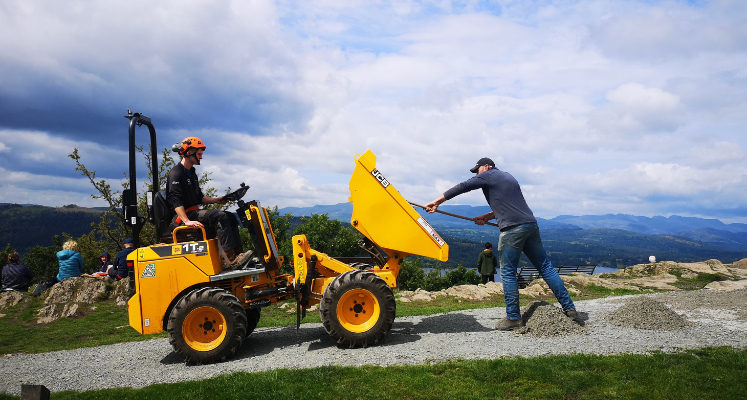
top-left (293, 214), bottom-right (362, 257)
top-left (444, 264), bottom-right (481, 286)
top-left (421, 266), bottom-right (447, 292)
top-left (0, 243), bottom-right (15, 270)
top-left (397, 257), bottom-right (426, 291)
top-left (22, 236), bottom-right (63, 280)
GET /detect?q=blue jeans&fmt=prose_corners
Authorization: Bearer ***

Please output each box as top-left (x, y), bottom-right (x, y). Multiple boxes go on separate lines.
top-left (498, 223), bottom-right (575, 320)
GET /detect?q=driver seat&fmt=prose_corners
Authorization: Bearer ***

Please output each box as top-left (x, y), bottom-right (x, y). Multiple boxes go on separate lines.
top-left (152, 191), bottom-right (204, 244)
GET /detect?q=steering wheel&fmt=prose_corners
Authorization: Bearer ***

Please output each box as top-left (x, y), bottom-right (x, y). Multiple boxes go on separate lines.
top-left (223, 182), bottom-right (249, 203)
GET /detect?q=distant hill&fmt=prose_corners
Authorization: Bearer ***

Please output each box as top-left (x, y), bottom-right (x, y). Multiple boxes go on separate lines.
top-left (279, 203), bottom-right (747, 266)
top-left (3, 202), bottom-right (746, 268)
top-left (278, 203), bottom-right (747, 250)
top-left (550, 214), bottom-right (747, 235)
top-left (278, 203), bottom-right (583, 230)
top-left (0, 204), bottom-right (103, 254)
top-left (430, 227), bottom-right (747, 268)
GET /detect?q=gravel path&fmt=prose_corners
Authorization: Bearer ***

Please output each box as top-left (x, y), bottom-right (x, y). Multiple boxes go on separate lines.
top-left (1, 289), bottom-right (746, 395)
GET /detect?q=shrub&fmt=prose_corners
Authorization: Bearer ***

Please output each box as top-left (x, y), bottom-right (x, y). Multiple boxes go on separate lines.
top-left (398, 258), bottom-right (426, 291)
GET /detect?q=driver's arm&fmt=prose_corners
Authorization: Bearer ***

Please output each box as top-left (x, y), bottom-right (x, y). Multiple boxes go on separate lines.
top-left (174, 205), bottom-right (202, 227)
top-left (201, 196), bottom-right (227, 205)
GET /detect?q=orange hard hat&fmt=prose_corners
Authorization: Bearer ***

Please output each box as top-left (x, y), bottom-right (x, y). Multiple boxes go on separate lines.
top-left (172, 136), bottom-right (206, 155)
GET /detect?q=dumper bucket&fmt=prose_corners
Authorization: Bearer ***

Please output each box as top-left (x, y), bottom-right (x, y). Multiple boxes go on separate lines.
top-left (348, 150), bottom-right (449, 262)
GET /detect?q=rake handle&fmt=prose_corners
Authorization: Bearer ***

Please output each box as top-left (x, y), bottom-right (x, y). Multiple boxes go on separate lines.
top-left (407, 201), bottom-right (500, 228)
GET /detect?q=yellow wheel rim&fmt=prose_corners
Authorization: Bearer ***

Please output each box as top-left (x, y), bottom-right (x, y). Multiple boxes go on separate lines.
top-left (336, 288), bottom-right (380, 333)
top-left (182, 306), bottom-right (227, 351)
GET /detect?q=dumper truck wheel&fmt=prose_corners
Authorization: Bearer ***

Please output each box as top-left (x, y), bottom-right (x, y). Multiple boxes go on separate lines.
top-left (245, 308), bottom-right (261, 337)
top-left (320, 270), bottom-right (396, 348)
top-left (168, 287), bottom-right (248, 364)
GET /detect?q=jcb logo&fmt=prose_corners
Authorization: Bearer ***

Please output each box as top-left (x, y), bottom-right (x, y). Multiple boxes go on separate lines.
top-left (371, 169), bottom-right (390, 188)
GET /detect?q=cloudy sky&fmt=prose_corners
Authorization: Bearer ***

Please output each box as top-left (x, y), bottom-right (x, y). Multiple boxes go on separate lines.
top-left (1, 0), bottom-right (746, 222)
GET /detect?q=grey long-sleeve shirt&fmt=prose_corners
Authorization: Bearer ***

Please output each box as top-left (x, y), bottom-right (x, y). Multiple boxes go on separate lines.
top-left (443, 168), bottom-right (536, 230)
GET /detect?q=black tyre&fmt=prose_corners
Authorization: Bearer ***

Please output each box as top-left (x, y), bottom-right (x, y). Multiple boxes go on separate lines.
top-left (167, 287), bottom-right (247, 364)
top-left (245, 308), bottom-right (261, 337)
top-left (320, 270), bottom-right (396, 348)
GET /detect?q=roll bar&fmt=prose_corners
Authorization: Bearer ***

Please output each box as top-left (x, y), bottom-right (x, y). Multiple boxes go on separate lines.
top-left (123, 110), bottom-right (159, 248)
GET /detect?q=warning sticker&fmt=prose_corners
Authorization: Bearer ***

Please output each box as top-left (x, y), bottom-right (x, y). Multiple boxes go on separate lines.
top-left (141, 263), bottom-right (156, 278)
top-left (417, 217), bottom-right (445, 247)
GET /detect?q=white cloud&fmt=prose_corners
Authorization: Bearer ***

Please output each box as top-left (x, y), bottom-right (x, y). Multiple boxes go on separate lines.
top-left (606, 83), bottom-right (680, 112)
top-left (0, 0), bottom-right (746, 223)
top-left (586, 1), bottom-right (747, 60)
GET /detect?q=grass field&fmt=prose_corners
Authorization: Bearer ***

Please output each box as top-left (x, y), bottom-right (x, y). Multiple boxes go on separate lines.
top-left (1, 347), bottom-right (744, 400)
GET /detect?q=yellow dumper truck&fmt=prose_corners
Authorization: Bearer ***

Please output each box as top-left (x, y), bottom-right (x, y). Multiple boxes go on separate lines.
top-left (122, 112), bottom-right (449, 363)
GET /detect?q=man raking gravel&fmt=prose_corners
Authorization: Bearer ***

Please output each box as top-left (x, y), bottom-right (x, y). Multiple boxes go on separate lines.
top-left (425, 157), bottom-right (580, 330)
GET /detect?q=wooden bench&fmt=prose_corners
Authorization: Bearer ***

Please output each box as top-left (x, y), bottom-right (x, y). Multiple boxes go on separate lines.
top-left (516, 265), bottom-right (597, 288)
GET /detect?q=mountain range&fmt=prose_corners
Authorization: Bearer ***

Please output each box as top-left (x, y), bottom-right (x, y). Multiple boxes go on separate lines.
top-left (3, 202), bottom-right (746, 267)
top-left (278, 203), bottom-right (747, 253)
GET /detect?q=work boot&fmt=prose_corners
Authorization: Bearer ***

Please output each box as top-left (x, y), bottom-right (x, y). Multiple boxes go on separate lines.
top-left (231, 250), bottom-right (254, 268)
top-left (495, 317), bottom-right (523, 331)
top-left (565, 310), bottom-right (581, 323)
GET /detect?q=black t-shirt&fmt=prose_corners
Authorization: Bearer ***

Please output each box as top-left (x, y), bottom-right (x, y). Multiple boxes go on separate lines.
top-left (166, 163), bottom-right (204, 211)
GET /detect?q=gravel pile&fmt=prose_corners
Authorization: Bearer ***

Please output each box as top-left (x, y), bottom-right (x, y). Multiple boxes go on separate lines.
top-left (515, 301), bottom-right (586, 337)
top-left (1, 289), bottom-right (746, 396)
top-left (604, 297), bottom-right (695, 330)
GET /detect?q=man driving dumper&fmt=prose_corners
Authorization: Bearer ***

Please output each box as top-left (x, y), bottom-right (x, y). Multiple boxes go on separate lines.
top-left (167, 136), bottom-right (250, 268)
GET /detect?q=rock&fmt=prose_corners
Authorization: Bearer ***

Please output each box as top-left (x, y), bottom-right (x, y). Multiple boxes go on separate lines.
top-left (678, 261), bottom-right (732, 277)
top-left (0, 291), bottom-right (26, 311)
top-left (445, 285), bottom-right (492, 300)
top-left (704, 280), bottom-right (747, 291)
top-left (680, 270), bottom-right (699, 279)
top-left (622, 262), bottom-right (674, 277)
top-left (626, 273), bottom-right (679, 290)
top-left (732, 258), bottom-right (747, 269)
top-left (35, 276), bottom-right (127, 324)
top-left (114, 295), bottom-right (129, 307)
top-left (37, 303), bottom-right (81, 324)
top-left (411, 292), bottom-right (434, 301)
top-left (561, 274), bottom-right (640, 291)
top-left (480, 281), bottom-right (503, 295)
top-left (519, 283), bottom-right (546, 298)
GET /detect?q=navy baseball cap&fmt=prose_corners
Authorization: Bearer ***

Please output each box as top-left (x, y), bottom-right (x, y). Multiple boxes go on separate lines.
top-left (470, 157), bottom-right (495, 173)
top-left (124, 238), bottom-right (134, 244)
